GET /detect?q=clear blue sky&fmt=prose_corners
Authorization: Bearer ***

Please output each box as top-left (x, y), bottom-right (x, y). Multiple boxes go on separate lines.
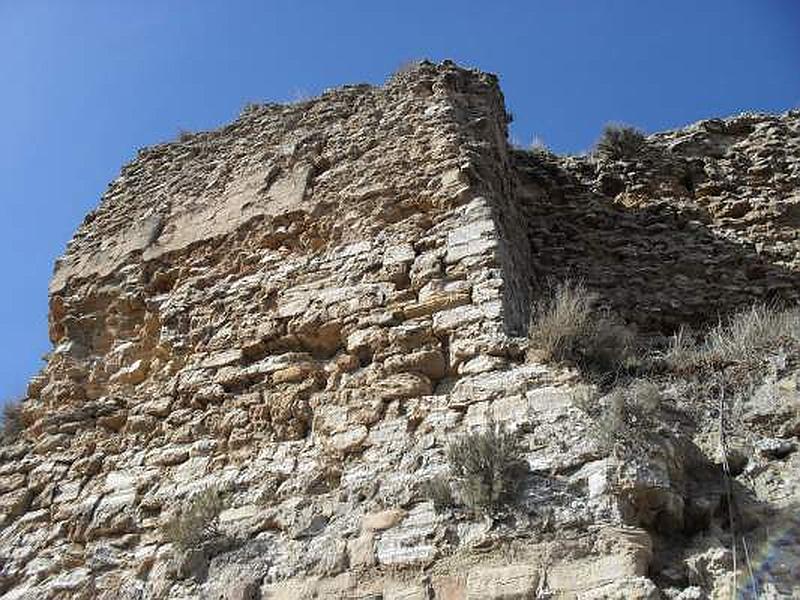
top-left (1, 1), bottom-right (798, 402)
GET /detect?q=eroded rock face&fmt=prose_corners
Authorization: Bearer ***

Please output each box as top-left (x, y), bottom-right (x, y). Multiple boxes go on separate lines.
top-left (1, 61), bottom-right (799, 599)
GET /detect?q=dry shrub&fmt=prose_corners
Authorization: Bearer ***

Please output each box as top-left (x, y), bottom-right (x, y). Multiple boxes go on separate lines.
top-left (627, 379), bottom-right (663, 414)
top-left (593, 379), bottom-right (664, 448)
top-left (422, 474), bottom-right (454, 511)
top-left (447, 428), bottom-right (524, 513)
top-left (528, 280), bottom-right (636, 374)
top-left (162, 487), bottom-right (225, 551)
top-left (528, 279), bottom-right (595, 362)
top-left (666, 305), bottom-right (800, 373)
top-left (1, 400), bottom-right (23, 444)
top-left (594, 124), bottom-right (647, 161)
top-left (705, 305), bottom-right (800, 366)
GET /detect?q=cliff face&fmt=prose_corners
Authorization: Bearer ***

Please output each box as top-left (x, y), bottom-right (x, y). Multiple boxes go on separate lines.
top-left (1, 62), bottom-right (799, 600)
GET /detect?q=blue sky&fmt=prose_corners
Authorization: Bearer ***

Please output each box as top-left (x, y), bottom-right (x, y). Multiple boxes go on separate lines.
top-left (1, 0), bottom-right (798, 402)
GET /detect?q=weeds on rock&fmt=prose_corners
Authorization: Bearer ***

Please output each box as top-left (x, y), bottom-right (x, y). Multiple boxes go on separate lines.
top-left (664, 305), bottom-right (800, 402)
top-left (702, 305), bottom-right (800, 368)
top-left (422, 474), bottom-right (455, 511)
top-left (587, 379), bottom-right (665, 450)
top-left (446, 428), bottom-right (524, 513)
top-left (527, 279), bottom-right (637, 376)
top-left (594, 124), bottom-right (647, 161)
top-left (1, 399), bottom-right (23, 444)
top-left (162, 487), bottom-right (226, 551)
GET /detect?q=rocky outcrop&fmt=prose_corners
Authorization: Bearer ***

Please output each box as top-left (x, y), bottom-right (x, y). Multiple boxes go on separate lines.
top-left (1, 61), bottom-right (799, 599)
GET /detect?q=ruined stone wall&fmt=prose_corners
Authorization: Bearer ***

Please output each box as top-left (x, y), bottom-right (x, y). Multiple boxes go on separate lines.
top-left (514, 111), bottom-right (800, 333)
top-left (1, 62), bottom-right (554, 600)
top-left (1, 63), bottom-right (798, 600)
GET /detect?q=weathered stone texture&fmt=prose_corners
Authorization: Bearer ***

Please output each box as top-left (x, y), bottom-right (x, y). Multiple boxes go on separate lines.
top-left (2, 62), bottom-right (799, 599)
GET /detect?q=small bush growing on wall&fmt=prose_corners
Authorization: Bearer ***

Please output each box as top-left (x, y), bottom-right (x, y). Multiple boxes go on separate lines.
top-left (1, 399), bottom-right (23, 444)
top-left (446, 428), bottom-right (524, 513)
top-left (162, 487), bottom-right (226, 551)
top-left (594, 124), bottom-right (647, 161)
top-left (422, 474), bottom-right (455, 511)
top-left (666, 304), bottom-right (800, 371)
top-left (528, 280), bottom-right (636, 374)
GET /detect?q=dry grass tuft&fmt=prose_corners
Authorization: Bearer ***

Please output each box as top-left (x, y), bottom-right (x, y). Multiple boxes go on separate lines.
top-left (528, 280), bottom-right (636, 374)
top-left (666, 305), bottom-right (800, 372)
top-left (422, 474), bottom-right (455, 511)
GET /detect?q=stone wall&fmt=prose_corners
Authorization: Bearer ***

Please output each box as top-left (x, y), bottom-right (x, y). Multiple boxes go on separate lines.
top-left (514, 110), bottom-right (800, 333)
top-left (2, 61), bottom-right (552, 600)
top-left (1, 63), bottom-right (798, 600)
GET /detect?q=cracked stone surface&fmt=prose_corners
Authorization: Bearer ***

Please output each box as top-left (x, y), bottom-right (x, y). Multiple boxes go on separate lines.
top-left (1, 61), bottom-right (799, 599)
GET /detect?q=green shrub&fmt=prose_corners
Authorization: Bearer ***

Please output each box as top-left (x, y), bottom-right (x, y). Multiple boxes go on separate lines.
top-left (1, 400), bottom-right (23, 444)
top-left (594, 124), bottom-right (647, 161)
top-left (162, 487), bottom-right (225, 551)
top-left (446, 428), bottom-right (524, 513)
top-left (527, 280), bottom-right (636, 374)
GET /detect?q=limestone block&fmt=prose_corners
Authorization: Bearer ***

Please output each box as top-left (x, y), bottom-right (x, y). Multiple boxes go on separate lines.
top-left (149, 445), bottom-right (190, 466)
top-left (433, 576), bottom-right (467, 600)
top-left (346, 326), bottom-right (389, 357)
top-left (347, 531), bottom-right (376, 568)
top-left (579, 577), bottom-right (660, 599)
top-left (362, 508), bottom-right (406, 532)
top-left (0, 472), bottom-right (26, 494)
top-left (272, 362), bottom-right (320, 384)
top-left (109, 359), bottom-right (149, 385)
top-left (329, 426), bottom-right (369, 454)
top-left (87, 485), bottom-right (137, 538)
top-left (49, 568), bottom-right (92, 594)
top-left (547, 530), bottom-right (651, 595)
top-left (410, 250), bottom-right (443, 285)
top-left (201, 349), bottom-right (243, 369)
top-left (465, 564), bottom-right (539, 599)
top-left (525, 386), bottom-right (573, 423)
top-left (375, 502), bottom-right (438, 567)
top-left (384, 348), bottom-right (447, 380)
top-left (404, 279), bottom-right (472, 318)
top-left (458, 355), bottom-right (507, 375)
top-left (261, 573), bottom-right (355, 599)
top-left (384, 581), bottom-right (429, 600)
top-left (371, 372), bottom-right (432, 402)
top-left (0, 488), bottom-right (32, 524)
top-left (384, 243), bottom-right (416, 266)
top-left (432, 304), bottom-right (484, 335)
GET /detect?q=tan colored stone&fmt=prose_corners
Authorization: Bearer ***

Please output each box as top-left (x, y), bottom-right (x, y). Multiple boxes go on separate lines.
top-left (346, 531), bottom-right (376, 568)
top-left (0, 487), bottom-right (32, 524)
top-left (109, 359), bottom-right (149, 385)
top-left (362, 508), bottom-right (406, 531)
top-left (384, 582), bottom-right (429, 600)
top-left (466, 564), bottom-right (539, 599)
top-left (329, 425), bottom-right (368, 454)
top-left (371, 372), bottom-right (432, 402)
top-left (433, 576), bottom-right (467, 600)
top-left (0, 472), bottom-right (26, 494)
top-left (272, 362), bottom-right (319, 384)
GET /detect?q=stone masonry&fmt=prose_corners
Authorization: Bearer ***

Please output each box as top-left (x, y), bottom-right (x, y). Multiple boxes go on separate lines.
top-left (1, 61), bottom-right (799, 599)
